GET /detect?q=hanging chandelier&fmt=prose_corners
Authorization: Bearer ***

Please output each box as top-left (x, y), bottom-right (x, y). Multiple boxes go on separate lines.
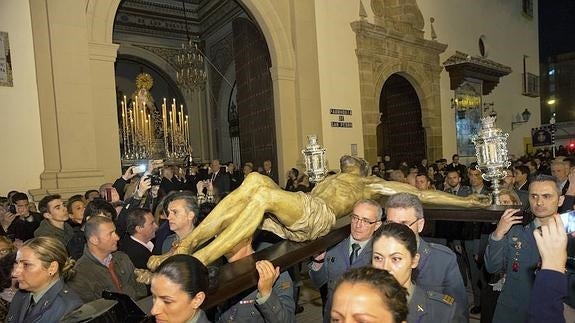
top-left (175, 0), bottom-right (206, 91)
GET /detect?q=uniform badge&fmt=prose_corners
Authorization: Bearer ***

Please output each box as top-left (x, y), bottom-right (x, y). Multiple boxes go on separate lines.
top-left (441, 294), bottom-right (455, 305)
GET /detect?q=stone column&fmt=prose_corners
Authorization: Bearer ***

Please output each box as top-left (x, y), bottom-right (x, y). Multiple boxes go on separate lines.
top-left (29, 0), bottom-right (107, 199)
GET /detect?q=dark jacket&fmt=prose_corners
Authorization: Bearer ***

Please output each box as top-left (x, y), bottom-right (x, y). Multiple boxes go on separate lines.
top-left (211, 171), bottom-right (230, 196)
top-left (528, 269), bottom-right (567, 323)
top-left (118, 236), bottom-right (152, 269)
top-left (6, 279), bottom-right (82, 323)
top-left (66, 225), bottom-right (86, 260)
top-left (19, 212), bottom-right (43, 241)
top-left (68, 248), bottom-right (147, 302)
top-left (34, 220), bottom-right (74, 246)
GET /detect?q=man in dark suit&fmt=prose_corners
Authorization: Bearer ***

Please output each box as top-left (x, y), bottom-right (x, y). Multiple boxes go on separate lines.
top-left (384, 193), bottom-right (468, 321)
top-left (11, 192), bottom-right (43, 241)
top-left (261, 159), bottom-right (278, 184)
top-left (118, 207), bottom-right (158, 269)
top-left (551, 159), bottom-right (569, 193)
top-left (514, 165), bottom-right (530, 192)
top-left (309, 199), bottom-right (382, 323)
top-left (445, 154), bottom-right (467, 178)
top-left (209, 159), bottom-right (230, 197)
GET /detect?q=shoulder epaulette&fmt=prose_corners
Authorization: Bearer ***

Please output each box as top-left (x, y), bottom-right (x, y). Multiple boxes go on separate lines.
top-left (426, 291), bottom-right (455, 306)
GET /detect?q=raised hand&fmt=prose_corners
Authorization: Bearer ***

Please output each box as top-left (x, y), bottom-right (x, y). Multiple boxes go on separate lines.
top-left (533, 214), bottom-right (567, 272)
top-left (492, 208), bottom-right (522, 241)
top-left (136, 175), bottom-right (152, 198)
top-left (122, 166), bottom-right (138, 181)
top-left (256, 260), bottom-right (280, 298)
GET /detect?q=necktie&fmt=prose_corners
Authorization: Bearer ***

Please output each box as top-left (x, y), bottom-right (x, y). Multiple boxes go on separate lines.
top-left (107, 262), bottom-right (122, 292)
top-left (23, 296), bottom-right (35, 320)
top-left (350, 243), bottom-right (361, 265)
top-left (211, 172), bottom-right (216, 181)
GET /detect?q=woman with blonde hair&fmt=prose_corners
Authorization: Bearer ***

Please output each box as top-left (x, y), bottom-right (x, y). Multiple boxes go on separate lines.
top-left (6, 237), bottom-right (82, 323)
top-left (497, 189), bottom-right (522, 206)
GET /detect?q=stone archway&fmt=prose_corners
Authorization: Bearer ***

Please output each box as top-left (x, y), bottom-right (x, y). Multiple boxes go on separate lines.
top-left (28, 0), bottom-right (297, 198)
top-left (85, 0), bottom-right (297, 179)
top-left (351, 1), bottom-right (447, 163)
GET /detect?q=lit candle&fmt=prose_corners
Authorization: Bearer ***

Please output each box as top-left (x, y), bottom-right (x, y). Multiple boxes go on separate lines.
top-left (172, 99), bottom-right (176, 130)
top-left (148, 113), bottom-right (154, 141)
top-left (178, 111), bottom-right (182, 138)
top-left (141, 103), bottom-right (146, 135)
top-left (134, 96), bottom-right (139, 138)
top-left (162, 99), bottom-right (168, 154)
top-left (169, 111), bottom-right (174, 152)
top-left (179, 104), bottom-right (184, 135)
top-left (129, 110), bottom-right (134, 153)
top-left (185, 116), bottom-right (189, 148)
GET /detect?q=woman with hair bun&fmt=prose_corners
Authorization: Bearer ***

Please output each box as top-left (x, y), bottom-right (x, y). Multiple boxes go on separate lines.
top-left (151, 254), bottom-right (211, 323)
top-left (6, 236), bottom-right (82, 323)
top-left (372, 223), bottom-right (465, 323)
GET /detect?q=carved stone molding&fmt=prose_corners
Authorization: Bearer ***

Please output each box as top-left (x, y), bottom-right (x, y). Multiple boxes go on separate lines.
top-left (443, 51), bottom-right (512, 95)
top-left (370, 0), bottom-right (424, 37)
top-left (352, 18), bottom-right (447, 162)
top-left (133, 44), bottom-right (181, 70)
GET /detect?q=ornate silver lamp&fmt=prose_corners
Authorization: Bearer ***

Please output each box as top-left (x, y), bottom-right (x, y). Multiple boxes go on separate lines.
top-left (301, 135), bottom-right (328, 183)
top-left (471, 116), bottom-right (511, 205)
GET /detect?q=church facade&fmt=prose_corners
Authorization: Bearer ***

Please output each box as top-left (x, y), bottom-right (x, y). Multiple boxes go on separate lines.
top-left (0, 0), bottom-right (539, 198)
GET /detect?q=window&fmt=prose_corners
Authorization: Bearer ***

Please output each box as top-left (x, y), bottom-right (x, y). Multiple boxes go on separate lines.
top-left (522, 0), bottom-right (533, 18)
top-left (522, 72), bottom-right (539, 97)
top-left (479, 35), bottom-right (488, 58)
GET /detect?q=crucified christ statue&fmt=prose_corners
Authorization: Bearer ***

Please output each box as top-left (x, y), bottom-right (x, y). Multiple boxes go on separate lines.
top-left (146, 156), bottom-right (489, 269)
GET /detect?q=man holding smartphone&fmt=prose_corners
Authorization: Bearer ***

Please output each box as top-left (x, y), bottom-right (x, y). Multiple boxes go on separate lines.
top-left (484, 175), bottom-right (568, 323)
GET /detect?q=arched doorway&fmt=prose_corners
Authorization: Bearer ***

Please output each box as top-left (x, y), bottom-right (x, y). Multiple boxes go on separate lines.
top-left (377, 74), bottom-right (426, 164)
top-left (111, 0), bottom-right (278, 170)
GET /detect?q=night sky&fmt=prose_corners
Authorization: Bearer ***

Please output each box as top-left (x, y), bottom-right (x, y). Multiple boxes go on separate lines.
top-left (539, 0), bottom-right (575, 61)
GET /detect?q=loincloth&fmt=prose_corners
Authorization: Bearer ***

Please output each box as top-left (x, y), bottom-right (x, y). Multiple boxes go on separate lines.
top-left (261, 192), bottom-right (336, 242)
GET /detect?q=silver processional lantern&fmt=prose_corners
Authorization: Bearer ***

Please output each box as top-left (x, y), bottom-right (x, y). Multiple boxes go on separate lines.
top-left (302, 135), bottom-right (328, 183)
top-left (471, 116), bottom-right (511, 205)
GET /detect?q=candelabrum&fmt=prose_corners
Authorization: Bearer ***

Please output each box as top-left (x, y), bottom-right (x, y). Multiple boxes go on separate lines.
top-left (161, 98), bottom-right (191, 160)
top-left (120, 96), bottom-right (191, 163)
top-left (302, 135), bottom-right (328, 183)
top-left (120, 95), bottom-right (154, 160)
top-left (471, 116), bottom-right (511, 205)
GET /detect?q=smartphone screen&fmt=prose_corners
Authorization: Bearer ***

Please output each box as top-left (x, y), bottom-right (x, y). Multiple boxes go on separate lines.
top-left (559, 210), bottom-right (575, 234)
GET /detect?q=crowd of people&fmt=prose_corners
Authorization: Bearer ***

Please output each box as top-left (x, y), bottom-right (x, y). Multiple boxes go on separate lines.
top-left (0, 147), bottom-right (573, 322)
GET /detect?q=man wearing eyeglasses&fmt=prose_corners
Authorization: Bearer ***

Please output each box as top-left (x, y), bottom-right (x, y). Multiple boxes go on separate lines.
top-left (384, 192), bottom-right (468, 322)
top-left (309, 199), bottom-right (382, 323)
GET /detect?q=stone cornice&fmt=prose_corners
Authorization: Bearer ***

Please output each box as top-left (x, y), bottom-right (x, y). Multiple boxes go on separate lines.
top-left (351, 20), bottom-right (447, 54)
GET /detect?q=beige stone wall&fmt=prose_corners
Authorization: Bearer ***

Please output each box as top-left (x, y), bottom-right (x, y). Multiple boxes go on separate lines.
top-left (1, 0), bottom-right (539, 198)
top-left (0, 0), bottom-right (44, 196)
top-left (417, 0), bottom-right (540, 160)
top-left (314, 0), bottom-right (366, 169)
